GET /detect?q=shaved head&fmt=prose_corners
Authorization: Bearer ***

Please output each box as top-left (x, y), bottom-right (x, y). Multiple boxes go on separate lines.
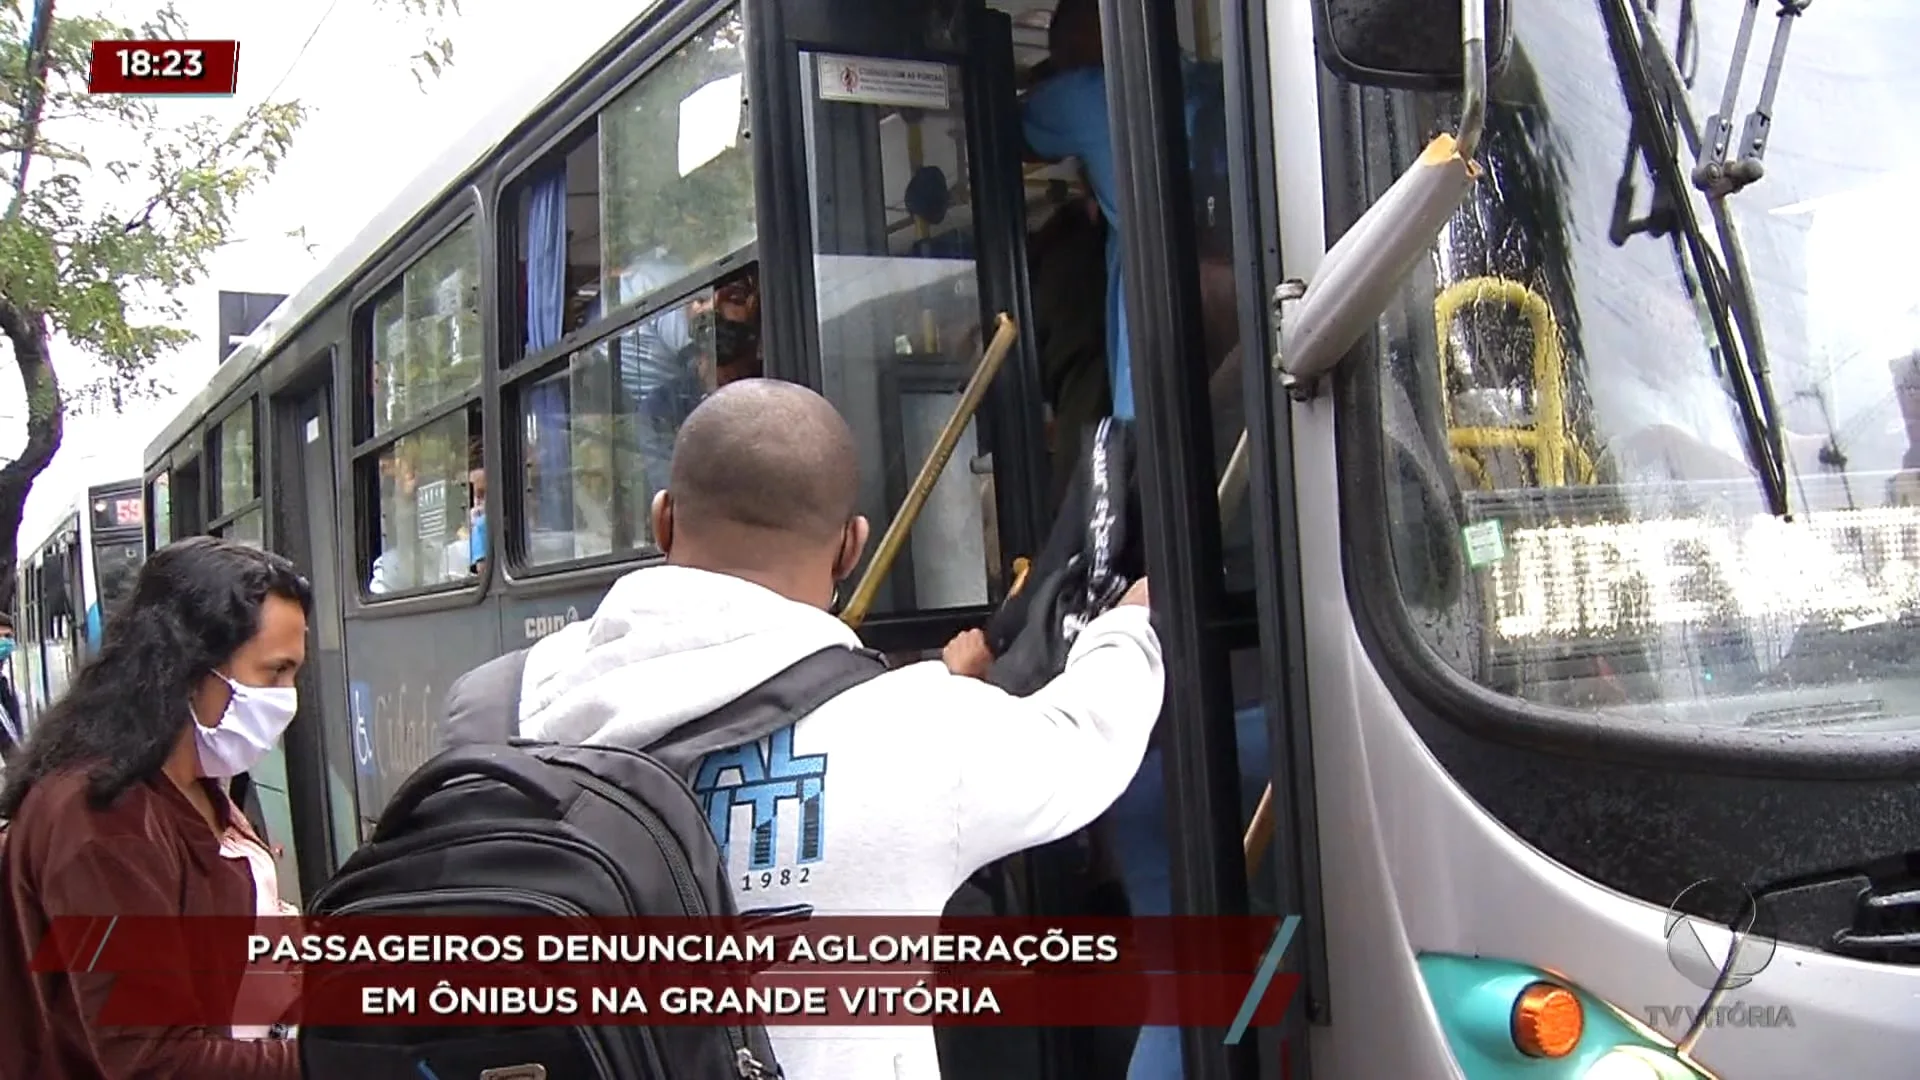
top-left (665, 379), bottom-right (861, 547)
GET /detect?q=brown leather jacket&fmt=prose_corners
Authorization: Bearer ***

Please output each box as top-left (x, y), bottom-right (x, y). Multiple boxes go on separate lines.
top-left (0, 766), bottom-right (299, 1080)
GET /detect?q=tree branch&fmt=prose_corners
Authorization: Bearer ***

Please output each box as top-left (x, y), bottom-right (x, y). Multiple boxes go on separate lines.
top-left (0, 296), bottom-right (60, 613)
top-left (0, 295), bottom-right (64, 484)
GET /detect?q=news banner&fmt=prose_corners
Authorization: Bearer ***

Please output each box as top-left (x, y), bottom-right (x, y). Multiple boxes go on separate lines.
top-left (32, 916), bottom-right (1302, 1036)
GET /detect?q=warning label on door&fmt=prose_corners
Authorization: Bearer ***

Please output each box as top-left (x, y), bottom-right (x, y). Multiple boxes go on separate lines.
top-left (816, 54), bottom-right (950, 111)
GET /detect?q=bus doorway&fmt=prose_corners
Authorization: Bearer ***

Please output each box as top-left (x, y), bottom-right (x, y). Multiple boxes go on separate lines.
top-left (746, 1), bottom-right (1164, 1077)
top-left (1047, 0), bottom-right (1317, 1078)
top-left (271, 372), bottom-right (365, 898)
top-left (749, 0), bottom-right (1302, 1076)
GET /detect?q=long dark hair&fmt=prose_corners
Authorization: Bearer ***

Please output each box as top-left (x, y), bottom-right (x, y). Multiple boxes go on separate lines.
top-left (0, 536), bottom-right (313, 816)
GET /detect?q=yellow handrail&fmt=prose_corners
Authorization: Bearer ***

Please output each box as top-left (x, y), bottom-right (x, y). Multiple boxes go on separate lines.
top-left (1433, 276), bottom-right (1593, 488)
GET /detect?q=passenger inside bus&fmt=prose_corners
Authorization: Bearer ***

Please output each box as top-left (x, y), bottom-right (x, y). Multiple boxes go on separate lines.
top-left (465, 445), bottom-right (488, 578)
top-left (1028, 186), bottom-right (1109, 506)
top-left (634, 264), bottom-right (764, 493)
top-left (516, 258), bottom-right (764, 567)
top-left (367, 407), bottom-right (485, 594)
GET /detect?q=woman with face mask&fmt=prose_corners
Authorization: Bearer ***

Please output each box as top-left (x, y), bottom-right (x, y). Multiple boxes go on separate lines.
top-left (0, 536), bottom-right (310, 1080)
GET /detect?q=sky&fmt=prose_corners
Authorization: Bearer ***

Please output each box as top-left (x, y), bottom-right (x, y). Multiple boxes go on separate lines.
top-left (3, 0), bottom-right (646, 551)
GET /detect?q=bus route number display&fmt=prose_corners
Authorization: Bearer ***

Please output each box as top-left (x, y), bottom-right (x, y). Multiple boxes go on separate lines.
top-left (88, 40), bottom-right (241, 95)
top-left (92, 495), bottom-right (145, 532)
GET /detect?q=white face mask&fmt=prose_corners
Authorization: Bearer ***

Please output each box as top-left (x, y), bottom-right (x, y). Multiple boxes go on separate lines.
top-left (195, 674), bottom-right (299, 779)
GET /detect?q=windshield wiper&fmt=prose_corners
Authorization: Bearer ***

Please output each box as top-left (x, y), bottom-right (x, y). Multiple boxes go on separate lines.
top-left (1598, 0), bottom-right (1803, 518)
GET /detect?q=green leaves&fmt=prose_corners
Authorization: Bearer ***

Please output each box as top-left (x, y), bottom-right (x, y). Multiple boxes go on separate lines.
top-left (0, 1), bottom-right (458, 413)
top-left (373, 0), bottom-right (461, 91)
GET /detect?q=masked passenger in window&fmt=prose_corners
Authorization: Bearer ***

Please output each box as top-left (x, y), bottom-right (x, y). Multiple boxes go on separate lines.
top-left (634, 266), bottom-right (763, 494)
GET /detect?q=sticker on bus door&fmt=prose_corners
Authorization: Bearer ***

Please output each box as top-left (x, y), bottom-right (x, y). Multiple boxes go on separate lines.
top-left (350, 680), bottom-right (376, 776)
top-left (815, 54), bottom-right (949, 111)
top-left (1462, 519), bottom-right (1507, 568)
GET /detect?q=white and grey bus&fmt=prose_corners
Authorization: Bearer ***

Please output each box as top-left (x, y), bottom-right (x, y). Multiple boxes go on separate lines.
top-left (10, 477), bottom-right (147, 731)
top-left (140, 0), bottom-right (1920, 1075)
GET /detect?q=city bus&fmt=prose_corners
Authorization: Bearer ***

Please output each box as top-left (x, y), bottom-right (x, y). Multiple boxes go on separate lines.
top-left (10, 478), bottom-right (147, 730)
top-left (139, 0), bottom-right (1918, 1075)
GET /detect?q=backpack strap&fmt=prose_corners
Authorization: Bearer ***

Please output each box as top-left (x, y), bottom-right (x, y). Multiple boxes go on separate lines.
top-left (373, 743), bottom-right (580, 844)
top-left (440, 647), bottom-right (533, 750)
top-left (1070, 418), bottom-right (1132, 642)
top-left (647, 646), bottom-right (889, 780)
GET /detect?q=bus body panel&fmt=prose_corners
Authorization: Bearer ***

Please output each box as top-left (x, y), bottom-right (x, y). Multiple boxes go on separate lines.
top-left (1268, 0), bottom-right (1920, 1075)
top-left (1294, 393), bottom-right (1920, 1076)
top-left (337, 603), bottom-right (506, 836)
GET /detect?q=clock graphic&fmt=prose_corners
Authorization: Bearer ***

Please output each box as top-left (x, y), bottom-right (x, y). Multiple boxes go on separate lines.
top-left (88, 40), bottom-right (240, 95)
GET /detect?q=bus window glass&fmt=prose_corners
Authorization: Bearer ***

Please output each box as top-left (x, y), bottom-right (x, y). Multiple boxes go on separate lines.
top-left (225, 510), bottom-right (265, 549)
top-left (148, 473), bottom-right (170, 548)
top-left (368, 221), bottom-right (482, 438)
top-left (368, 408), bottom-right (482, 594)
top-left (171, 459), bottom-right (204, 536)
top-left (798, 54), bottom-right (994, 615)
top-left (92, 541), bottom-right (144, 619)
top-left (520, 269), bottom-right (761, 566)
top-left (216, 405), bottom-right (256, 515)
top-left (598, 9), bottom-right (754, 315)
top-left (1369, 2), bottom-right (1920, 724)
top-left (510, 138), bottom-right (608, 347)
top-left (1175, 38), bottom-right (1253, 593)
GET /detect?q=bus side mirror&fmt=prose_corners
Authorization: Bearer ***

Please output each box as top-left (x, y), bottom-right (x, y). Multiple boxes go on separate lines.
top-left (1311, 0), bottom-right (1512, 91)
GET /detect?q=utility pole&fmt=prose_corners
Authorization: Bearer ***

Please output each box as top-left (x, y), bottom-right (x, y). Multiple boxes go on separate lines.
top-left (10, 0), bottom-right (58, 212)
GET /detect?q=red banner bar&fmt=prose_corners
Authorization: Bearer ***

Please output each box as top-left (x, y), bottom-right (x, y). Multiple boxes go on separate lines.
top-left (94, 969), bottom-right (1303, 1028)
top-left (34, 916), bottom-right (1288, 975)
top-left (88, 40), bottom-right (240, 95)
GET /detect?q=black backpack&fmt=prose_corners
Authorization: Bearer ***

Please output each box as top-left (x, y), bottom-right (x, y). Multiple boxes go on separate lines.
top-left (984, 417), bottom-right (1141, 697)
top-left (300, 643), bottom-right (888, 1080)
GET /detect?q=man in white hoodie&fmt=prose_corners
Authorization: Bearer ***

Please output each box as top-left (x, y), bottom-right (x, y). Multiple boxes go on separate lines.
top-left (512, 379), bottom-right (1165, 1078)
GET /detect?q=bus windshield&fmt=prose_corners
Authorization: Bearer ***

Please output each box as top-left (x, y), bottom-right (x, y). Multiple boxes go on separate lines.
top-left (92, 541), bottom-right (145, 623)
top-left (1372, 1), bottom-right (1920, 729)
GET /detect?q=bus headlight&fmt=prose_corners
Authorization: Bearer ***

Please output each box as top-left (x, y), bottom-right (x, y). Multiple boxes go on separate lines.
top-left (1417, 954), bottom-right (1717, 1078)
top-left (1585, 1046), bottom-right (1708, 1079)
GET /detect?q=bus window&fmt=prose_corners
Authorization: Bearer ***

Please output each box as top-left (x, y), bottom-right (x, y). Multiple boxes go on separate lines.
top-left (211, 402), bottom-right (264, 547)
top-left (1175, 21), bottom-right (1253, 594)
top-left (368, 223), bottom-right (481, 437)
top-left (148, 472), bottom-right (171, 550)
top-left (597, 9), bottom-right (754, 323)
top-left (798, 54), bottom-right (995, 614)
top-left (355, 219), bottom-right (484, 598)
top-left (92, 541), bottom-right (144, 621)
top-left (366, 406), bottom-right (483, 595)
top-left (505, 7), bottom-right (755, 570)
top-left (517, 268), bottom-right (761, 566)
top-left (170, 458), bottom-right (205, 537)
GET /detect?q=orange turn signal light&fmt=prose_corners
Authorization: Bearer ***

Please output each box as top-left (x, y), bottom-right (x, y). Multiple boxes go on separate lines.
top-left (1510, 981), bottom-right (1582, 1058)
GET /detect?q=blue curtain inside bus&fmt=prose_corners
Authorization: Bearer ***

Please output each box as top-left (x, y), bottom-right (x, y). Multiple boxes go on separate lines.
top-left (526, 167), bottom-right (573, 533)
